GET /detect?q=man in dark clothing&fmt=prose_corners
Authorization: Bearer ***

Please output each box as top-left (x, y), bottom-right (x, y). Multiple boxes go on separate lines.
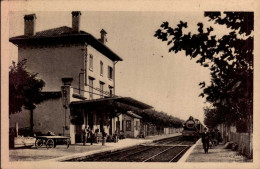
top-left (201, 128), bottom-right (210, 153)
top-left (88, 129), bottom-right (94, 145)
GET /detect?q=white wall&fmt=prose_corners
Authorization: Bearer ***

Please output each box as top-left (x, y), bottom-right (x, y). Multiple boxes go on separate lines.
top-left (13, 42), bottom-right (118, 143)
top-left (9, 98), bottom-right (66, 135)
top-left (133, 118), bottom-right (140, 137)
top-left (18, 44), bottom-right (85, 91)
top-left (122, 114), bottom-right (140, 138)
top-left (84, 45), bottom-right (114, 99)
top-left (9, 110), bottom-right (30, 130)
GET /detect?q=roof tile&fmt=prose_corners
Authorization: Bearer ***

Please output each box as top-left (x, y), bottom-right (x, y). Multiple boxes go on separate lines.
top-left (9, 26), bottom-right (123, 61)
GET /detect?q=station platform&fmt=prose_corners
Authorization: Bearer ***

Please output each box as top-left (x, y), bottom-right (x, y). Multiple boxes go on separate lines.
top-left (181, 139), bottom-right (252, 162)
top-left (9, 133), bottom-right (181, 161)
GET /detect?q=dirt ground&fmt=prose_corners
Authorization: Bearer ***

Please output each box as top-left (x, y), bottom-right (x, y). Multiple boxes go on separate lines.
top-left (9, 144), bottom-right (108, 161)
top-left (9, 134), bottom-right (181, 161)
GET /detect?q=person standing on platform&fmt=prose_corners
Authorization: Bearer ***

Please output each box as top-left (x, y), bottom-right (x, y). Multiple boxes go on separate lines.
top-left (83, 126), bottom-right (88, 146)
top-left (201, 128), bottom-right (210, 153)
top-left (88, 128), bottom-right (94, 145)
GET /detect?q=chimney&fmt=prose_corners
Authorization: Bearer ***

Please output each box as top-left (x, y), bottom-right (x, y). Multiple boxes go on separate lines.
top-left (100, 29), bottom-right (107, 44)
top-left (72, 11), bottom-right (81, 32)
top-left (24, 14), bottom-right (37, 36)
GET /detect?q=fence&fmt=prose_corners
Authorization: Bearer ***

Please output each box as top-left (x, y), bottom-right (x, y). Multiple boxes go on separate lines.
top-left (230, 132), bottom-right (253, 159)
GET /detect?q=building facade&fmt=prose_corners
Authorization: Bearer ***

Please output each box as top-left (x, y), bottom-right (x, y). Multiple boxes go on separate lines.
top-left (122, 111), bottom-right (142, 138)
top-left (9, 11), bottom-right (152, 144)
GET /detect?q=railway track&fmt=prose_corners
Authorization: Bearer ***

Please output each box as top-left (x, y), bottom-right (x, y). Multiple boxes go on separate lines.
top-left (65, 136), bottom-right (197, 162)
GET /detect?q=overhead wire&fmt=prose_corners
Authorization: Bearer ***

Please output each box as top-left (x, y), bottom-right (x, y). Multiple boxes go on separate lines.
top-left (71, 78), bottom-right (118, 98)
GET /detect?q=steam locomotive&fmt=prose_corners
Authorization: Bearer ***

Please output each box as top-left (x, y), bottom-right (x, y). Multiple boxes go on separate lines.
top-left (182, 116), bottom-right (204, 139)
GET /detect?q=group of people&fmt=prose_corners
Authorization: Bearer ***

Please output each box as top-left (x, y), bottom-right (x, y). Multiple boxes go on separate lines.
top-left (201, 128), bottom-right (222, 154)
top-left (83, 127), bottom-right (94, 146)
top-left (82, 127), bottom-right (107, 146)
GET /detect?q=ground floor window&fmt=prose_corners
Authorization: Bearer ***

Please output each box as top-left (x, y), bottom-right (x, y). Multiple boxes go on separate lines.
top-left (126, 120), bottom-right (131, 131)
top-left (109, 86), bottom-right (114, 96)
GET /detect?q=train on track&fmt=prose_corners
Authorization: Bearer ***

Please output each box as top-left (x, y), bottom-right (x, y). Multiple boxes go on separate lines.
top-left (182, 116), bottom-right (204, 139)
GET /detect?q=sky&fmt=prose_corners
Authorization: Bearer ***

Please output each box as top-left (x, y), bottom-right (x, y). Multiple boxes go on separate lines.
top-left (8, 11), bottom-right (217, 123)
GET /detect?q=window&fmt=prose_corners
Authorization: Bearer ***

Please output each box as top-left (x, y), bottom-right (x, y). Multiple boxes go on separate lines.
top-left (89, 77), bottom-right (94, 99)
top-left (89, 54), bottom-right (93, 71)
top-left (84, 53), bottom-right (87, 85)
top-left (108, 66), bottom-right (113, 79)
top-left (109, 86), bottom-right (114, 96)
top-left (126, 120), bottom-right (131, 131)
top-left (99, 81), bottom-right (104, 98)
top-left (100, 61), bottom-right (103, 76)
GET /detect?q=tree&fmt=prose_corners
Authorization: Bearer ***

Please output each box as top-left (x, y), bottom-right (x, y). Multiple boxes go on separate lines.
top-left (204, 107), bottom-right (222, 129)
top-left (154, 12), bottom-right (253, 132)
top-left (9, 59), bottom-right (45, 134)
top-left (135, 109), bottom-right (184, 128)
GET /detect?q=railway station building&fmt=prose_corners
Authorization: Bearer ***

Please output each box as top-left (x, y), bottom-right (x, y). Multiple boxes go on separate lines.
top-left (9, 11), bottom-right (152, 144)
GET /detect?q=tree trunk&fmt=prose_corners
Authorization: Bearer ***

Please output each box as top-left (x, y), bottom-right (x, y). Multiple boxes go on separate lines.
top-left (248, 113), bottom-right (253, 158)
top-left (30, 108), bottom-right (34, 135)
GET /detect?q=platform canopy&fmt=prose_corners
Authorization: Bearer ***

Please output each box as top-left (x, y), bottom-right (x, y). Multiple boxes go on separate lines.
top-left (70, 97), bottom-right (152, 116)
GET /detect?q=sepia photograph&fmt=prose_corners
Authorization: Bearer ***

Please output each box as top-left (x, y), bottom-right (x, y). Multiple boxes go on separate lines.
top-left (1, 0), bottom-right (259, 169)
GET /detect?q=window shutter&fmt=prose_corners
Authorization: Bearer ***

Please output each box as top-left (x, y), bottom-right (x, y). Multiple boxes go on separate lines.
top-left (108, 66), bottom-right (109, 78)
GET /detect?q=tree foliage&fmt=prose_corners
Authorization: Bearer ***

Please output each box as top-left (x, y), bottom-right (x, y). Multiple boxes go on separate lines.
top-left (135, 109), bottom-right (184, 128)
top-left (204, 107), bottom-right (223, 129)
top-left (10, 59), bottom-right (47, 134)
top-left (9, 59), bottom-right (45, 114)
top-left (154, 12), bottom-right (253, 131)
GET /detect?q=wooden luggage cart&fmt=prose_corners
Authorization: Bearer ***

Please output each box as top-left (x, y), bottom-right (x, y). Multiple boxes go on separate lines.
top-left (35, 136), bottom-right (70, 149)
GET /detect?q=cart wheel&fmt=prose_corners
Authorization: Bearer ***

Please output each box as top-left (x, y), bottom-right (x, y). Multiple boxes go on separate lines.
top-left (46, 139), bottom-right (55, 149)
top-left (35, 139), bottom-right (43, 148)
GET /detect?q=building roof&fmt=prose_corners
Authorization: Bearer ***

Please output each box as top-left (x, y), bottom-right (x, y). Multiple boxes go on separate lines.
top-left (126, 111), bottom-right (142, 119)
top-left (9, 26), bottom-right (123, 61)
top-left (70, 97), bottom-right (153, 110)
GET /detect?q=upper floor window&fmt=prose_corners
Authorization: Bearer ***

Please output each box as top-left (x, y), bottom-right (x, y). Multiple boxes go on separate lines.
top-left (100, 61), bottom-right (103, 76)
top-left (89, 54), bottom-right (93, 71)
top-left (108, 66), bottom-right (113, 79)
top-left (84, 54), bottom-right (87, 85)
top-left (99, 81), bottom-right (104, 98)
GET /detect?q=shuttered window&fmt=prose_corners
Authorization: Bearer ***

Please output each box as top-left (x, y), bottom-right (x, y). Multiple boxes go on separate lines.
top-left (108, 66), bottom-right (113, 79)
top-left (100, 61), bottom-right (103, 76)
top-left (89, 54), bottom-right (93, 70)
top-left (126, 120), bottom-right (131, 131)
top-left (89, 78), bottom-right (94, 99)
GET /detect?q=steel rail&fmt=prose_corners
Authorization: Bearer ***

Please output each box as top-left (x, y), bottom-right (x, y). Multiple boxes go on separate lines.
top-left (117, 146), bottom-right (154, 161)
top-left (155, 136), bottom-right (182, 145)
top-left (178, 140), bottom-right (195, 146)
top-left (165, 138), bottom-right (187, 145)
top-left (85, 145), bottom-right (144, 161)
top-left (178, 140), bottom-right (190, 145)
top-left (142, 146), bottom-right (175, 162)
top-left (168, 146), bottom-right (190, 162)
top-left (82, 137), bottom-right (184, 161)
top-left (157, 140), bottom-right (179, 145)
top-left (154, 136), bottom-right (181, 143)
